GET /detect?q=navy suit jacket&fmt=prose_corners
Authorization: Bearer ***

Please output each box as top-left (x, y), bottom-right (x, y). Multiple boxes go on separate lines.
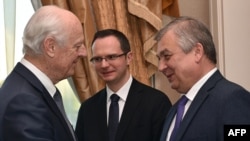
top-left (75, 78), bottom-right (172, 141)
top-left (160, 70), bottom-right (250, 141)
top-left (0, 63), bottom-right (75, 141)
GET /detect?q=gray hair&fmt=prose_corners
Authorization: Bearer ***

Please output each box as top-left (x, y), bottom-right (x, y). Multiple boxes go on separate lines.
top-left (155, 16), bottom-right (217, 64)
top-left (22, 6), bottom-right (67, 54)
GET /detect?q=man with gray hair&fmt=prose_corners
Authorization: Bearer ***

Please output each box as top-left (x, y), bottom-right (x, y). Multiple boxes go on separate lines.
top-left (155, 16), bottom-right (250, 141)
top-left (0, 5), bottom-right (86, 141)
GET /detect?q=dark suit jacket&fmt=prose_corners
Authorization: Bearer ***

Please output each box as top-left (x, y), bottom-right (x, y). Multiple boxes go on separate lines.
top-left (0, 63), bottom-right (75, 141)
top-left (160, 70), bottom-right (250, 141)
top-left (75, 78), bottom-right (172, 141)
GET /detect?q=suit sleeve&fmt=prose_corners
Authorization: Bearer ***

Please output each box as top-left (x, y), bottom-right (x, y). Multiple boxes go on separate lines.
top-left (221, 88), bottom-right (250, 123)
top-left (216, 87), bottom-right (250, 140)
top-left (3, 93), bottom-right (54, 141)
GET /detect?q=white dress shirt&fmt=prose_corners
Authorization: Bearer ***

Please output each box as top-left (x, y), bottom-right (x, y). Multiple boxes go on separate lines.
top-left (106, 75), bottom-right (132, 125)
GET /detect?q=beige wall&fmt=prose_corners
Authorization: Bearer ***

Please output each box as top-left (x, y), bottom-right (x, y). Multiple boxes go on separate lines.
top-left (212, 0), bottom-right (250, 91)
top-left (155, 0), bottom-right (250, 104)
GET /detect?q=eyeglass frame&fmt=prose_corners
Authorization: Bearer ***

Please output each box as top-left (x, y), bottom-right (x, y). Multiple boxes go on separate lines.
top-left (90, 52), bottom-right (129, 64)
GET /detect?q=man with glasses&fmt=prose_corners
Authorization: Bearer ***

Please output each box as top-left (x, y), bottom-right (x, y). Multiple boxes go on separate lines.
top-left (75, 29), bottom-right (172, 141)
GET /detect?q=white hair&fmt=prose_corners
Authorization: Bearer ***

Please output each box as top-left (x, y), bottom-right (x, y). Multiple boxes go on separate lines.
top-left (22, 6), bottom-right (69, 54)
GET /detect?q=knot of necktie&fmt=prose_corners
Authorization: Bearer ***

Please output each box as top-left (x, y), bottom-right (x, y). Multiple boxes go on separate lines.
top-left (110, 94), bottom-right (120, 103)
top-left (53, 89), bottom-right (64, 110)
top-left (110, 94), bottom-right (120, 102)
top-left (177, 95), bottom-right (188, 107)
top-left (53, 89), bottom-right (67, 119)
top-left (53, 89), bottom-right (62, 102)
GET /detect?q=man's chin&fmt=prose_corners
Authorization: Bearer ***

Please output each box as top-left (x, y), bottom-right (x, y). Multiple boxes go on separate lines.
top-left (102, 78), bottom-right (113, 83)
top-left (170, 83), bottom-right (178, 90)
top-left (66, 70), bottom-right (75, 78)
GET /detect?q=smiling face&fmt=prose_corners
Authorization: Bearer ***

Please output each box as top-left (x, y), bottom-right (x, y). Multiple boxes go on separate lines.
top-left (91, 35), bottom-right (132, 87)
top-left (157, 30), bottom-right (198, 93)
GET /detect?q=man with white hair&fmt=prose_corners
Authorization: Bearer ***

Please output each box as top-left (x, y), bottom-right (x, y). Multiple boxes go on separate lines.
top-left (0, 5), bottom-right (86, 141)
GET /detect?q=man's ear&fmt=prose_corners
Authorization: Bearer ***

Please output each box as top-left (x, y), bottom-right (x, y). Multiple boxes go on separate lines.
top-left (126, 51), bottom-right (133, 64)
top-left (43, 37), bottom-right (56, 57)
top-left (194, 43), bottom-right (204, 63)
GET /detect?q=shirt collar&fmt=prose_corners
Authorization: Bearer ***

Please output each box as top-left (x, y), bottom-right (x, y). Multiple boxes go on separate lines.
top-left (184, 68), bottom-right (217, 101)
top-left (20, 58), bottom-right (56, 97)
top-left (106, 75), bottom-right (133, 102)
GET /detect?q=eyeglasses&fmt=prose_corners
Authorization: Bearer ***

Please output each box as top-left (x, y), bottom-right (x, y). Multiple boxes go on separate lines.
top-left (90, 52), bottom-right (128, 64)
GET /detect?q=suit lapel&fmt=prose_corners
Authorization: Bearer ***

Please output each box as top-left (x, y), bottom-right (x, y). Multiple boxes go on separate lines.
top-left (116, 79), bottom-right (144, 140)
top-left (15, 63), bottom-right (45, 92)
top-left (174, 70), bottom-right (223, 141)
top-left (42, 88), bottom-right (75, 139)
top-left (97, 90), bottom-right (109, 140)
top-left (15, 63), bottom-right (75, 141)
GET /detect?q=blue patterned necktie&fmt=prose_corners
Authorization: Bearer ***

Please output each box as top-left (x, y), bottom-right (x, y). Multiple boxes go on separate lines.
top-left (169, 95), bottom-right (188, 141)
top-left (108, 94), bottom-right (120, 141)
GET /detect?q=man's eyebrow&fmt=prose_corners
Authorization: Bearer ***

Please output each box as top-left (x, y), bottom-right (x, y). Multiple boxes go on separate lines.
top-left (74, 41), bottom-right (84, 47)
top-left (159, 49), bottom-right (171, 56)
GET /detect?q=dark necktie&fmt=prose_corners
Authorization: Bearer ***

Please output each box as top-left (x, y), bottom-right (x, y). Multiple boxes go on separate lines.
top-left (53, 89), bottom-right (67, 118)
top-left (108, 94), bottom-right (120, 141)
top-left (170, 95), bottom-right (188, 141)
top-left (53, 88), bottom-right (77, 141)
